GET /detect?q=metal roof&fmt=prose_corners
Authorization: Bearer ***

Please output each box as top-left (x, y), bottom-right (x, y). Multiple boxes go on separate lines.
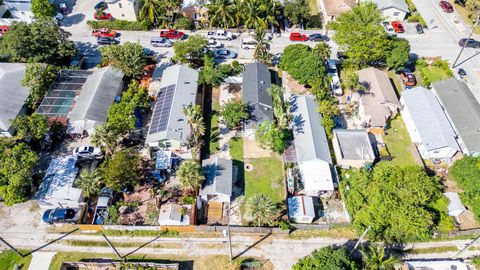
top-left (288, 196), bottom-right (315, 219)
top-left (432, 78), bottom-right (480, 156)
top-left (401, 87), bottom-right (460, 152)
top-left (201, 157), bottom-right (233, 197)
top-left (0, 63), bottom-right (29, 132)
top-left (242, 62), bottom-right (273, 128)
top-left (146, 65), bottom-right (199, 144)
top-left (443, 192), bottom-right (466, 217)
top-left (332, 129), bottom-right (375, 160)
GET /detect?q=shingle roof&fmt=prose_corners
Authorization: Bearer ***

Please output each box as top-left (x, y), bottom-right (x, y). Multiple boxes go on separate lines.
top-left (242, 62), bottom-right (273, 128)
top-left (333, 129), bottom-right (375, 160)
top-left (201, 157), bottom-right (233, 197)
top-left (146, 65), bottom-right (199, 144)
top-left (368, 0), bottom-right (409, 12)
top-left (0, 63), bottom-right (29, 132)
top-left (322, 0), bottom-right (356, 16)
top-left (401, 87), bottom-right (459, 152)
top-left (432, 78), bottom-right (480, 155)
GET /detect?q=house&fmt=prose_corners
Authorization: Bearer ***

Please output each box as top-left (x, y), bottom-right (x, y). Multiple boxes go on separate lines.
top-left (146, 65), bottom-right (199, 152)
top-left (332, 129), bottom-right (375, 169)
top-left (432, 78), bottom-right (480, 157)
top-left (200, 157), bottom-right (233, 203)
top-left (400, 87), bottom-right (460, 162)
top-left (35, 156), bottom-right (83, 209)
top-left (321, 0), bottom-right (357, 22)
top-left (242, 62), bottom-right (273, 138)
top-left (181, 4), bottom-right (208, 27)
top-left (288, 196), bottom-right (315, 224)
top-left (443, 192), bottom-right (466, 218)
top-left (36, 68), bottom-right (124, 135)
top-left (290, 95), bottom-right (334, 196)
top-left (357, 67), bottom-right (401, 133)
top-left (158, 203), bottom-right (190, 226)
top-left (0, 63), bottom-right (29, 137)
top-left (402, 260), bottom-right (468, 270)
top-left (3, 0), bottom-right (34, 21)
top-left (365, 0), bottom-right (409, 21)
top-left (106, 0), bottom-right (139, 21)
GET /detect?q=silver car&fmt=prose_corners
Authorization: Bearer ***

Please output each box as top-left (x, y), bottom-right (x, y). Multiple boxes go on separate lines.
top-left (150, 37), bottom-right (173, 48)
top-left (213, 49), bottom-right (237, 59)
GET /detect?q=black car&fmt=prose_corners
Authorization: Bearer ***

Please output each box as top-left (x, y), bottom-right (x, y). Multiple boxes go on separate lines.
top-left (308, 33), bottom-right (329, 42)
top-left (337, 51), bottom-right (348, 60)
top-left (97, 37), bottom-right (120, 45)
top-left (458, 38), bottom-right (480, 48)
top-left (458, 68), bottom-right (467, 78)
top-left (42, 208), bottom-right (84, 224)
top-left (415, 24), bottom-right (424, 34)
top-left (94, 1), bottom-right (108, 11)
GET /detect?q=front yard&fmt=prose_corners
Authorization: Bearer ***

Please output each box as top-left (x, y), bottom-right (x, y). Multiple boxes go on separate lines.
top-left (379, 115), bottom-right (417, 166)
top-left (0, 250), bottom-right (31, 270)
top-left (416, 59), bottom-right (453, 87)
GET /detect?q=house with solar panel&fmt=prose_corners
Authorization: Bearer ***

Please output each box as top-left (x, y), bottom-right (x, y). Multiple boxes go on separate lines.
top-left (242, 62), bottom-right (273, 138)
top-left (145, 65), bottom-right (199, 153)
top-left (36, 67), bottom-right (124, 136)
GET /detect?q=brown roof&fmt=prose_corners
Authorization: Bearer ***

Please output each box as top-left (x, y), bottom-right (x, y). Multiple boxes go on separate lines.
top-left (323, 0), bottom-right (357, 16)
top-left (358, 67), bottom-right (401, 127)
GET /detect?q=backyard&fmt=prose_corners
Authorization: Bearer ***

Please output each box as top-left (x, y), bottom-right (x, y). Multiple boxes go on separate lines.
top-left (244, 157), bottom-right (285, 204)
top-left (0, 250), bottom-right (31, 270)
top-left (379, 115), bottom-right (417, 166)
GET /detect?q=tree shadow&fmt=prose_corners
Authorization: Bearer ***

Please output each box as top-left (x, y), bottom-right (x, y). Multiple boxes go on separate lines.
top-left (60, 13), bottom-right (86, 27)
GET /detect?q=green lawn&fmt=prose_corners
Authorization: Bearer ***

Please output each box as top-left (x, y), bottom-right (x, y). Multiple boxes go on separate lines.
top-left (0, 250), bottom-right (32, 270)
top-left (451, 2), bottom-right (480, 34)
top-left (308, 0), bottom-right (319, 15)
top-left (245, 157), bottom-right (285, 204)
top-left (380, 115), bottom-right (417, 166)
top-left (229, 136), bottom-right (244, 161)
top-left (418, 66), bottom-right (451, 85)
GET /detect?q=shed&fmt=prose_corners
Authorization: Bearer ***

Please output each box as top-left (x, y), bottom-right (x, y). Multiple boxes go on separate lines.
top-left (288, 196), bottom-right (315, 224)
top-left (158, 203), bottom-right (190, 226)
top-left (200, 157), bottom-right (233, 203)
top-left (332, 129), bottom-right (375, 169)
top-left (35, 156), bottom-right (83, 209)
top-left (155, 149), bottom-right (172, 170)
top-left (443, 192), bottom-right (466, 217)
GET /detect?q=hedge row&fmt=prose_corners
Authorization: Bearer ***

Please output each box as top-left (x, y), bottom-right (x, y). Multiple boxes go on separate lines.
top-left (86, 20), bottom-right (151, 31)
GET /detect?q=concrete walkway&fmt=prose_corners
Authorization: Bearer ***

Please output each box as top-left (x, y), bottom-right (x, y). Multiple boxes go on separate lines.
top-left (28, 251), bottom-right (57, 270)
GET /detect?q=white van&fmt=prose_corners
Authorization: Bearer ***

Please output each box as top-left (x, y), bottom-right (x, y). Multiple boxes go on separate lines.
top-left (241, 38), bottom-right (257, 50)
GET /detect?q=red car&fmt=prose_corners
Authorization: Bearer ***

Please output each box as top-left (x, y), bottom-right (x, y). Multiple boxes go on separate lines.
top-left (0, 25), bottom-right (9, 36)
top-left (91, 28), bottom-right (117, 38)
top-left (439, 1), bottom-right (454, 13)
top-left (289, 32), bottom-right (307, 42)
top-left (94, 12), bottom-right (112, 20)
top-left (391, 21), bottom-right (404, 33)
top-left (160, 29), bottom-right (185, 39)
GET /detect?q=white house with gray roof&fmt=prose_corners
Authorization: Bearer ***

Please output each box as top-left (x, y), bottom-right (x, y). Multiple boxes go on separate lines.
top-left (432, 78), bottom-right (480, 157)
top-left (332, 129), bottom-right (375, 169)
top-left (401, 87), bottom-right (460, 162)
top-left (290, 95), bottom-right (334, 195)
top-left (200, 157), bottom-right (233, 203)
top-left (146, 65), bottom-right (199, 151)
top-left (0, 63), bottom-right (29, 137)
top-left (364, 0), bottom-right (409, 21)
top-left (242, 62), bottom-right (273, 138)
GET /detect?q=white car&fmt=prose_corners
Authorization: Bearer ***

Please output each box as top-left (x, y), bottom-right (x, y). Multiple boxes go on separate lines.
top-left (241, 37), bottom-right (257, 50)
top-left (382, 22), bottom-right (396, 36)
top-left (207, 30), bottom-right (237, 41)
top-left (73, 146), bottom-right (102, 159)
top-left (207, 39), bottom-right (224, 49)
top-left (326, 59), bottom-right (343, 96)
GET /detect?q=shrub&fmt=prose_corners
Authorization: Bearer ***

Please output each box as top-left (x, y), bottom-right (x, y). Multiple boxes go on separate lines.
top-left (87, 20), bottom-right (151, 31)
top-left (174, 17), bottom-right (193, 30)
top-left (278, 220), bottom-right (293, 231)
top-left (183, 196), bottom-right (196, 204)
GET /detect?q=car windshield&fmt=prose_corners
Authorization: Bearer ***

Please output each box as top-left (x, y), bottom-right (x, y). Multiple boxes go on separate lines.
top-left (65, 209), bottom-right (76, 219)
top-left (88, 146), bottom-right (94, 152)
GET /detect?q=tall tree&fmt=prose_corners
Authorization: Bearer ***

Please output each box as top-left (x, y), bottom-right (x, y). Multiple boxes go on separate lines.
top-left (241, 0), bottom-right (268, 29)
top-left (342, 69), bottom-right (366, 94)
top-left (139, 0), bottom-right (165, 26)
top-left (279, 44), bottom-right (326, 85)
top-left (101, 149), bottom-right (142, 191)
top-left (293, 246), bottom-right (357, 270)
top-left (22, 63), bottom-right (59, 109)
top-left (31, 0), bottom-right (56, 18)
top-left (253, 27), bottom-right (271, 64)
top-left (207, 0), bottom-right (236, 28)
top-left (220, 101), bottom-right (249, 128)
top-left (11, 113), bottom-right (49, 141)
top-left (255, 120), bottom-right (287, 153)
top-left (386, 38), bottom-right (411, 70)
top-left (360, 244), bottom-right (400, 270)
top-left (0, 19), bottom-right (76, 64)
top-left (177, 160), bottom-right (205, 194)
top-left (283, 0), bottom-right (310, 28)
top-left (92, 125), bottom-right (119, 156)
top-left (183, 103), bottom-right (206, 154)
top-left (312, 43), bottom-right (331, 61)
top-left (75, 168), bottom-right (102, 199)
top-left (244, 194), bottom-right (278, 226)
top-left (100, 42), bottom-right (145, 78)
top-left (173, 35), bottom-right (209, 67)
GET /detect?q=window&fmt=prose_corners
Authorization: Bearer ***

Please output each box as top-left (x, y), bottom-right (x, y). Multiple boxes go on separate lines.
top-left (118, 2), bottom-right (122, 8)
top-left (393, 11), bottom-right (400, 16)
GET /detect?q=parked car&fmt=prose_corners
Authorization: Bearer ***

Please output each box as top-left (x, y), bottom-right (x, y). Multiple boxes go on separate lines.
top-left (160, 29), bottom-right (185, 39)
top-left (400, 70), bottom-right (417, 86)
top-left (42, 207), bottom-right (86, 224)
top-left (213, 49), bottom-right (237, 59)
top-left (143, 48), bottom-right (155, 59)
top-left (248, 30), bottom-right (273, 41)
top-left (326, 59), bottom-right (342, 95)
top-left (150, 37), bottom-right (172, 47)
top-left (391, 21), bottom-right (405, 33)
top-left (289, 32), bottom-right (307, 42)
top-left (0, 25), bottom-right (9, 36)
top-left (58, 3), bottom-right (68, 15)
top-left (92, 188), bottom-right (114, 225)
top-left (91, 28), bottom-right (117, 38)
top-left (308, 33), bottom-right (329, 42)
top-left (207, 30), bottom-right (237, 40)
top-left (73, 146), bottom-right (103, 158)
top-left (241, 37), bottom-right (257, 50)
top-left (415, 24), bottom-right (424, 34)
top-left (208, 39), bottom-right (224, 49)
top-left (97, 37), bottom-right (120, 45)
top-left (458, 68), bottom-right (467, 79)
top-left (94, 1), bottom-right (108, 10)
top-left (382, 22), bottom-right (396, 36)
top-left (439, 1), bottom-right (454, 13)
top-left (94, 11), bottom-right (112, 20)
top-left (458, 38), bottom-right (480, 48)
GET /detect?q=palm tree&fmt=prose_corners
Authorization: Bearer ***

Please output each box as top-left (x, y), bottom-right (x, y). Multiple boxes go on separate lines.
top-left (253, 27), bottom-right (271, 64)
top-left (177, 160), bottom-right (205, 194)
top-left (264, 0), bottom-right (280, 32)
top-left (360, 244), bottom-right (401, 270)
top-left (91, 125), bottom-right (119, 156)
top-left (75, 168), bottom-right (102, 198)
top-left (312, 43), bottom-right (331, 61)
top-left (207, 0), bottom-right (236, 29)
top-left (241, 0), bottom-right (268, 29)
top-left (139, 0), bottom-right (163, 26)
top-left (183, 103), bottom-right (206, 158)
top-left (267, 85), bottom-right (289, 129)
top-left (244, 194), bottom-right (278, 226)
top-left (342, 69), bottom-right (366, 95)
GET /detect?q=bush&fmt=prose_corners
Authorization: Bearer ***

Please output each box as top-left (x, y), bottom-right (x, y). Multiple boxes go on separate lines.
top-left (182, 196), bottom-right (196, 204)
top-left (278, 220), bottom-right (293, 231)
top-left (174, 17), bottom-right (193, 30)
top-left (87, 20), bottom-right (151, 31)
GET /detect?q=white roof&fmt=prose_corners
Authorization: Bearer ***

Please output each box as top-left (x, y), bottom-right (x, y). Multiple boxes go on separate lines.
top-left (443, 192), bottom-right (466, 217)
top-left (158, 203), bottom-right (190, 225)
top-left (405, 260), bottom-right (468, 270)
top-left (288, 196), bottom-right (315, 219)
top-left (300, 159), bottom-right (334, 192)
top-left (0, 63), bottom-right (29, 133)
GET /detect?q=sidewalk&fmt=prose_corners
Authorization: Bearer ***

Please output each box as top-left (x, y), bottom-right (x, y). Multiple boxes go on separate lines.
top-left (28, 251), bottom-right (56, 270)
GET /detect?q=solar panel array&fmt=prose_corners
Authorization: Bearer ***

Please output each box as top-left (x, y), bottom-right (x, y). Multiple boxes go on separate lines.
top-left (149, 84), bottom-right (176, 135)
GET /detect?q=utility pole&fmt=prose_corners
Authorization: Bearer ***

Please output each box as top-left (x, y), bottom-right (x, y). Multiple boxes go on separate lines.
top-left (454, 234), bottom-right (480, 259)
top-left (223, 208), bottom-right (233, 261)
top-left (452, 11), bottom-right (480, 68)
top-left (351, 226), bottom-right (371, 253)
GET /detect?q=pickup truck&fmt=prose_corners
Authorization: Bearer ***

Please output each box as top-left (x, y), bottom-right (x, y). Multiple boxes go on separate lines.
top-left (159, 29), bottom-right (185, 39)
top-left (94, 12), bottom-right (112, 21)
top-left (42, 206), bottom-right (86, 224)
top-left (92, 28), bottom-right (117, 38)
top-left (207, 30), bottom-right (236, 41)
top-left (92, 187), bottom-right (114, 225)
